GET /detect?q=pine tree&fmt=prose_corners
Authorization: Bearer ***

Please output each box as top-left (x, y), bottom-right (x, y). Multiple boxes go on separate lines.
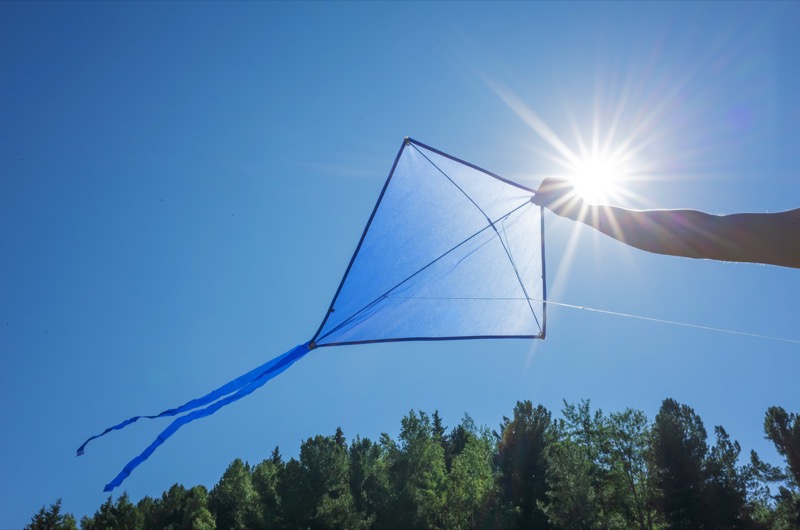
top-left (492, 400), bottom-right (553, 530)
top-left (208, 459), bottom-right (258, 530)
top-left (81, 493), bottom-right (143, 530)
top-left (763, 407), bottom-right (800, 527)
top-left (384, 410), bottom-right (447, 530)
top-left (24, 499), bottom-right (78, 530)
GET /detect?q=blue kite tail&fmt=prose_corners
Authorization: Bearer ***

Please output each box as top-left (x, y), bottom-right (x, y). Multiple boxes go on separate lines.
top-left (77, 342), bottom-right (312, 457)
top-left (91, 342), bottom-right (312, 491)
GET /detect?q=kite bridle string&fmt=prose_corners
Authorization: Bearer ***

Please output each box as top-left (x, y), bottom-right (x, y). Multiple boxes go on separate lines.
top-left (410, 144), bottom-right (542, 332)
top-left (316, 202), bottom-right (533, 343)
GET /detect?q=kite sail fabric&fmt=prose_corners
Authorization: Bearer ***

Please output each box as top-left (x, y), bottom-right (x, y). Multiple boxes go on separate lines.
top-left (311, 138), bottom-right (546, 346)
top-left (79, 137), bottom-right (546, 491)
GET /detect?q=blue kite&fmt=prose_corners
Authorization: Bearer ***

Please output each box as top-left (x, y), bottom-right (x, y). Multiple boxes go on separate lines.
top-left (78, 138), bottom-right (547, 491)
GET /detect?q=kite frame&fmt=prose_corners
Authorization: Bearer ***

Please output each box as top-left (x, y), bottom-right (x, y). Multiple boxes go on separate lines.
top-left (310, 137), bottom-right (547, 348)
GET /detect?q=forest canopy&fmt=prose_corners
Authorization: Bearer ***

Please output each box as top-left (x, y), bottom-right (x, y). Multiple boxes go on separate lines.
top-left (29, 399), bottom-right (800, 530)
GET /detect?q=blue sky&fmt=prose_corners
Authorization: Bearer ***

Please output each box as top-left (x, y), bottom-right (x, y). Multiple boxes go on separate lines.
top-left (2, 1), bottom-right (799, 527)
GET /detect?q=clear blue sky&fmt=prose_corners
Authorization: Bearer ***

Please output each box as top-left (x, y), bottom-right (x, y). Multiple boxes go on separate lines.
top-left (2, 2), bottom-right (799, 527)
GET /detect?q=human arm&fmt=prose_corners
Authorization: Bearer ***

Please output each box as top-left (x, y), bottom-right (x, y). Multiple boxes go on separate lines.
top-left (532, 177), bottom-right (800, 268)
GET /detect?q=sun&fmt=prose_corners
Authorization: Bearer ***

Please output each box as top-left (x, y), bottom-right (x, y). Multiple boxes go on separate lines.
top-left (569, 154), bottom-right (625, 204)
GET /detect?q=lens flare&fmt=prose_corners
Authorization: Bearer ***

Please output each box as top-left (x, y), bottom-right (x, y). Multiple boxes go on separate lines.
top-left (570, 154), bottom-right (625, 203)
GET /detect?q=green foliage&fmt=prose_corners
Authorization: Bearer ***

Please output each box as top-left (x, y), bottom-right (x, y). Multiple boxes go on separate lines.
top-left (208, 459), bottom-right (258, 530)
top-left (541, 401), bottom-right (662, 530)
top-left (651, 398), bottom-right (710, 529)
top-left (383, 410), bottom-right (447, 529)
top-left (605, 408), bottom-right (662, 530)
top-left (492, 400), bottom-right (553, 530)
top-left (136, 484), bottom-right (214, 530)
top-left (251, 459), bottom-right (282, 529)
top-left (651, 399), bottom-right (753, 529)
top-left (25, 498), bottom-right (78, 530)
top-left (349, 436), bottom-right (389, 528)
top-left (443, 417), bottom-right (494, 530)
top-left (764, 407), bottom-right (800, 487)
top-left (81, 493), bottom-right (143, 530)
top-left (759, 407), bottom-right (800, 528)
top-left (29, 399), bottom-right (800, 530)
top-left (298, 431), bottom-right (360, 529)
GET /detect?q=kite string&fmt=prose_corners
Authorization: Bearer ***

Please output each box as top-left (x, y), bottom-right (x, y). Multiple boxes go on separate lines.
top-left (534, 298), bottom-right (800, 345)
top-left (385, 294), bottom-right (800, 345)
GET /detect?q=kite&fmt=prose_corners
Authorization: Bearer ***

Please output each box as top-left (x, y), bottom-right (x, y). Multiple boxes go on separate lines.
top-left (78, 137), bottom-right (547, 491)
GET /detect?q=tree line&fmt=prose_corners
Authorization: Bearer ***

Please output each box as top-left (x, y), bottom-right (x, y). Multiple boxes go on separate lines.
top-left (29, 399), bottom-right (800, 529)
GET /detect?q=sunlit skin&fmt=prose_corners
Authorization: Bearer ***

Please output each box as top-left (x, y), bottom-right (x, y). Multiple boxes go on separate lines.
top-left (533, 176), bottom-right (800, 269)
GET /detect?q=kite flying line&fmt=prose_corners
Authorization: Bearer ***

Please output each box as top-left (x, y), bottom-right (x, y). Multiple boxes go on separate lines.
top-left (537, 298), bottom-right (800, 345)
top-left (385, 294), bottom-right (800, 345)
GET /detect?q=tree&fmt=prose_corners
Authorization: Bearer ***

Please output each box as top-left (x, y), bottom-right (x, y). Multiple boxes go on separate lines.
top-left (81, 493), bottom-right (143, 530)
top-left (443, 418), bottom-right (494, 530)
top-left (138, 484), bottom-right (214, 530)
top-left (491, 401), bottom-right (553, 530)
top-left (251, 459), bottom-right (282, 529)
top-left (349, 436), bottom-right (389, 528)
top-left (299, 432), bottom-right (360, 529)
top-left (650, 398), bottom-right (709, 529)
top-left (704, 426), bottom-right (751, 528)
top-left (762, 407), bottom-right (800, 528)
top-left (383, 410), bottom-right (447, 530)
top-left (764, 407), bottom-right (800, 487)
top-left (25, 499), bottom-right (78, 530)
top-left (606, 408), bottom-right (662, 530)
top-left (277, 457), bottom-right (310, 529)
top-left (651, 398), bottom-right (753, 530)
top-left (208, 459), bottom-right (257, 530)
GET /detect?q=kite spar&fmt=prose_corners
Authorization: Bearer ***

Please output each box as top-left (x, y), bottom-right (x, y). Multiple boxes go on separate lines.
top-left (79, 138), bottom-right (547, 491)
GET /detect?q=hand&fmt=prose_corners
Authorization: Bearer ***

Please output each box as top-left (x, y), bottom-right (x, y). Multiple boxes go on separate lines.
top-left (532, 177), bottom-right (582, 215)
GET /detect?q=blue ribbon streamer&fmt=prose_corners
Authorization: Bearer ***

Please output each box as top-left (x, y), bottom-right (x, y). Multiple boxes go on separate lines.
top-left (78, 342), bottom-right (312, 491)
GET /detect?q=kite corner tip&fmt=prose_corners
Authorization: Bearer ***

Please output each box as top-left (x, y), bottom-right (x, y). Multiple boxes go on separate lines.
top-left (404, 136), bottom-right (412, 146)
top-left (308, 341), bottom-right (317, 350)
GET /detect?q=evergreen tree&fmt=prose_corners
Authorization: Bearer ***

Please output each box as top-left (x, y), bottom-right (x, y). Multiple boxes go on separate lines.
top-left (24, 499), bottom-right (78, 530)
top-left (491, 400), bottom-right (553, 530)
top-left (140, 484), bottom-right (214, 530)
top-left (445, 414), bottom-right (475, 472)
top-left (384, 410), bottom-right (447, 530)
top-left (270, 446), bottom-right (283, 467)
top-left (763, 407), bottom-right (800, 528)
top-left (764, 407), bottom-right (800, 487)
top-left (443, 419), bottom-right (494, 530)
top-left (81, 493), bottom-right (143, 530)
top-left (651, 398), bottom-right (753, 529)
top-left (349, 436), bottom-right (389, 528)
top-left (208, 459), bottom-right (258, 530)
top-left (277, 457), bottom-right (310, 529)
top-left (704, 426), bottom-right (751, 528)
top-left (251, 459), bottom-right (282, 529)
top-left (650, 398), bottom-right (709, 529)
top-left (299, 432), bottom-right (360, 529)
